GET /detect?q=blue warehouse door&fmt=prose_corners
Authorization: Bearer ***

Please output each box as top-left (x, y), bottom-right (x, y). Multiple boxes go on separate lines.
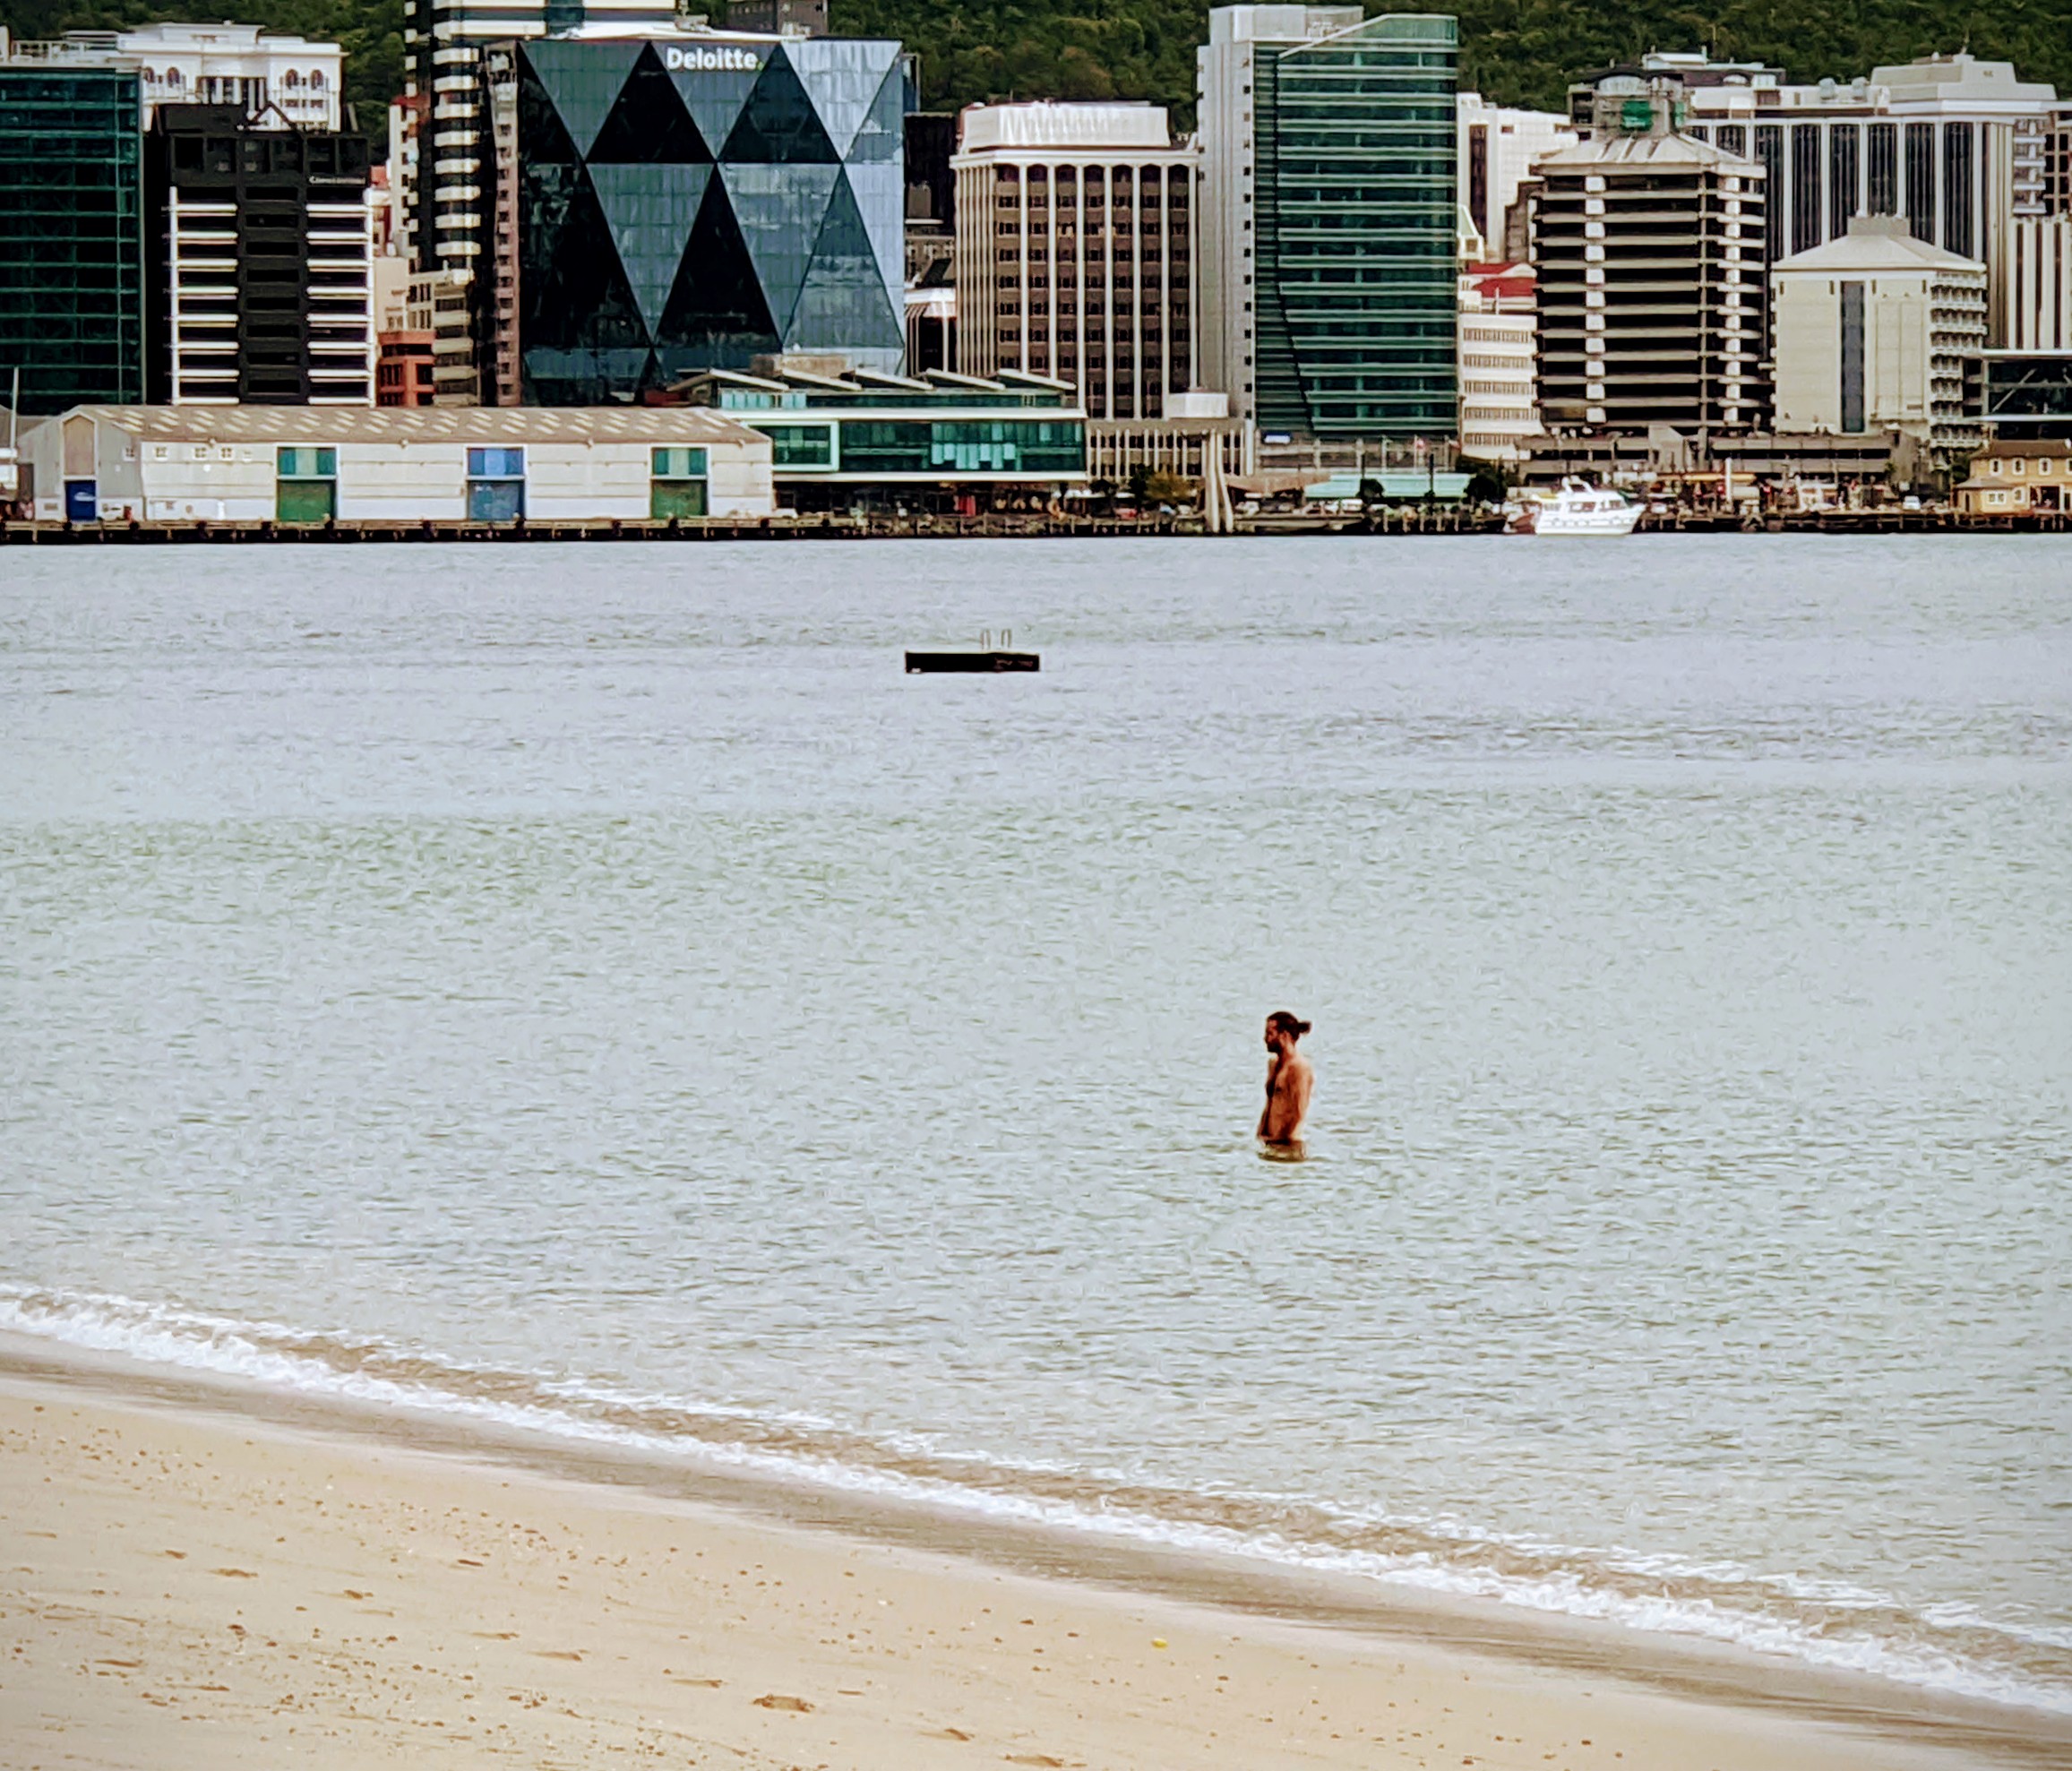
top-left (64, 480), bottom-right (98, 522)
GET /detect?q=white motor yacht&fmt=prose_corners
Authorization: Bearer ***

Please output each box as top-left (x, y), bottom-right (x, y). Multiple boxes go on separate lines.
top-left (1507, 477), bottom-right (1641, 537)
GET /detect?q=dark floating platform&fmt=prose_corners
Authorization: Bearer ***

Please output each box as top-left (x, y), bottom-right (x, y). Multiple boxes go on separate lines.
top-left (905, 650), bottom-right (1040, 674)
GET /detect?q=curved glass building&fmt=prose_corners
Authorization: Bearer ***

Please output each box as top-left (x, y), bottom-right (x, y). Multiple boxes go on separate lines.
top-left (508, 33), bottom-right (907, 404)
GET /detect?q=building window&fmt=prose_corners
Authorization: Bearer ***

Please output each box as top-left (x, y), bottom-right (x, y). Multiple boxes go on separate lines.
top-left (649, 445), bottom-right (709, 519)
top-left (1839, 280), bottom-right (1865, 433)
top-left (1868, 124), bottom-right (1898, 215)
top-left (757, 424), bottom-right (834, 469)
top-left (275, 446), bottom-right (337, 522)
top-left (1755, 126), bottom-right (1785, 263)
top-left (1829, 125), bottom-right (1860, 230)
top-left (1904, 123), bottom-right (1936, 242)
top-left (1942, 122), bottom-right (1973, 258)
top-left (466, 445), bottom-right (525, 521)
top-left (1792, 125), bottom-right (1822, 254)
top-left (837, 419), bottom-right (1084, 475)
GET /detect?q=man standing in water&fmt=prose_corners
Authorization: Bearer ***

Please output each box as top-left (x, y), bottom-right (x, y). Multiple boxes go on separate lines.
top-left (1258, 1011), bottom-right (1313, 1154)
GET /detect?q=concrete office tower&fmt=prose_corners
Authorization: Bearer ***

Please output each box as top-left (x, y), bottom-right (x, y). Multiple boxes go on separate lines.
top-left (1772, 217), bottom-right (1985, 460)
top-left (1457, 261), bottom-right (1538, 460)
top-left (144, 107), bottom-right (375, 405)
top-left (1457, 92), bottom-right (1575, 261)
top-left (1199, 5), bottom-right (1457, 439)
top-left (0, 22), bottom-right (342, 130)
top-left (953, 101), bottom-right (1198, 421)
top-left (1533, 93), bottom-right (1769, 435)
top-left (401, 0), bottom-right (679, 281)
top-left (0, 61), bottom-right (146, 413)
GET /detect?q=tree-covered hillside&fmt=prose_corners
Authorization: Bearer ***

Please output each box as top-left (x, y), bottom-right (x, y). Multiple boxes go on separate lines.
top-left (4, 0), bottom-right (2066, 133)
top-left (844, 0), bottom-right (2072, 127)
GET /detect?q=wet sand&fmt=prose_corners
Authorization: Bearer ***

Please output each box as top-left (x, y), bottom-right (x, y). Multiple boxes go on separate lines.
top-left (3, 1357), bottom-right (2065, 1771)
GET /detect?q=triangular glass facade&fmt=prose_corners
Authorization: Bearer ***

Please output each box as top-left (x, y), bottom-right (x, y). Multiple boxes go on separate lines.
top-left (517, 37), bottom-right (904, 404)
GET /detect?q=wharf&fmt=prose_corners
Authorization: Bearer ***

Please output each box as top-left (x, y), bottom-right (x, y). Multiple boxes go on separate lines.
top-left (2, 510), bottom-right (2067, 545)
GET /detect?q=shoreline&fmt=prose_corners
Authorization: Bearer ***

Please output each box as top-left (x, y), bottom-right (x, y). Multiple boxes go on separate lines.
top-left (4, 1335), bottom-right (2068, 1769)
top-left (4, 511), bottom-right (2070, 545)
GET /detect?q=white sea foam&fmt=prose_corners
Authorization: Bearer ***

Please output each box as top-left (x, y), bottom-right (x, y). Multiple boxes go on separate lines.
top-left (4, 1284), bottom-right (2068, 1718)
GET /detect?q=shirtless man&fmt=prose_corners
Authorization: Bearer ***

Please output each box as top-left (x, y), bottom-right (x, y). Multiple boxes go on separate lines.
top-left (1257, 1011), bottom-right (1313, 1154)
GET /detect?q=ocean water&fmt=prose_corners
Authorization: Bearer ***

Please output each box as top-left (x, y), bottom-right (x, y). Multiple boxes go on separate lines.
top-left (3, 537), bottom-right (2069, 1712)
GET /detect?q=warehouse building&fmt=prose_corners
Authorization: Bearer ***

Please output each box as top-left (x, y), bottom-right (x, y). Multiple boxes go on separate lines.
top-left (22, 405), bottom-right (773, 522)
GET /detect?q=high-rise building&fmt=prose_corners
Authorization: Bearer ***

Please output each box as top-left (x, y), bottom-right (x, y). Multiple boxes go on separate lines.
top-left (480, 30), bottom-right (907, 404)
top-left (1570, 51), bottom-right (2059, 346)
top-left (1771, 216), bottom-right (1985, 460)
top-left (0, 23), bottom-right (342, 130)
top-left (0, 64), bottom-right (147, 413)
top-left (1457, 92), bottom-right (1574, 261)
top-left (1532, 93), bottom-right (1769, 436)
top-left (143, 105), bottom-right (374, 405)
top-left (952, 101), bottom-right (1197, 421)
top-left (1198, 5), bottom-right (1457, 440)
top-left (400, 0), bottom-right (677, 281)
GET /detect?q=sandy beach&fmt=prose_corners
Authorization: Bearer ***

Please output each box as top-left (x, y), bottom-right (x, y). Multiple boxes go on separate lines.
top-left (4, 1352), bottom-right (2065, 1771)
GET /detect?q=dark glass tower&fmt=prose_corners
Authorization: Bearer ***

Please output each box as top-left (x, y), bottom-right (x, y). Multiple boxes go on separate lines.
top-left (507, 35), bottom-right (906, 405)
top-left (0, 67), bottom-right (146, 414)
top-left (1248, 13), bottom-right (1458, 438)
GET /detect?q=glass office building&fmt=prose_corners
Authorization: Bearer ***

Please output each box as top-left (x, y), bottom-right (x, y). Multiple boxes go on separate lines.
top-left (0, 67), bottom-right (147, 413)
top-left (1199, 8), bottom-right (1457, 439)
top-left (674, 364), bottom-right (1086, 510)
top-left (510, 35), bottom-right (907, 404)
top-left (1252, 13), bottom-right (1457, 436)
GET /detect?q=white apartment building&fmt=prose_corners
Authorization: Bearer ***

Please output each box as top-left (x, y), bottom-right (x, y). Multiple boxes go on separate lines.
top-left (1457, 263), bottom-right (1538, 460)
top-left (1772, 216), bottom-right (1986, 460)
top-left (1457, 92), bottom-right (1574, 261)
top-left (0, 22), bottom-right (344, 128)
top-left (952, 101), bottom-right (1199, 420)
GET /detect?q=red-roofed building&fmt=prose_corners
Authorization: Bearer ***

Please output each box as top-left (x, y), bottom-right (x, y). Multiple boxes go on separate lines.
top-left (1459, 262), bottom-right (1540, 461)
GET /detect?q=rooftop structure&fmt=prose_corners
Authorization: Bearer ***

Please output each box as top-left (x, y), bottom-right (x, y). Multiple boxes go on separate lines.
top-left (0, 22), bottom-right (343, 129)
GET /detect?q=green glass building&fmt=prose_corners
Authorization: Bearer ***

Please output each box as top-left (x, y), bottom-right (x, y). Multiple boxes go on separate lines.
top-left (1199, 7), bottom-right (1457, 440)
top-left (0, 68), bottom-right (147, 413)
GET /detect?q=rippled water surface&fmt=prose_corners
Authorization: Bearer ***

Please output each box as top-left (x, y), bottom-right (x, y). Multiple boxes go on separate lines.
top-left (4, 538), bottom-right (2069, 1707)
